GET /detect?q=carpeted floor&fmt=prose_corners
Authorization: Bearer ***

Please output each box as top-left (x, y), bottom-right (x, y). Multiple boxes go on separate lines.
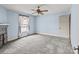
top-left (0, 34), bottom-right (74, 54)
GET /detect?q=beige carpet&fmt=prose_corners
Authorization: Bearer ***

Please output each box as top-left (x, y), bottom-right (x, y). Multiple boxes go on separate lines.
top-left (0, 34), bottom-right (74, 54)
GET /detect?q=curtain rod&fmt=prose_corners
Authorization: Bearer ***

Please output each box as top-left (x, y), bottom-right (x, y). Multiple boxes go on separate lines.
top-left (19, 14), bottom-right (29, 17)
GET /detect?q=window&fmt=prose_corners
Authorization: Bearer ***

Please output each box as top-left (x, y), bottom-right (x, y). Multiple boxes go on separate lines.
top-left (19, 15), bottom-right (29, 33)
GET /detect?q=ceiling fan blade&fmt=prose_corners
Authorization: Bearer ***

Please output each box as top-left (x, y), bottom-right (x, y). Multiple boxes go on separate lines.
top-left (41, 10), bottom-right (48, 12)
top-left (32, 12), bottom-right (37, 14)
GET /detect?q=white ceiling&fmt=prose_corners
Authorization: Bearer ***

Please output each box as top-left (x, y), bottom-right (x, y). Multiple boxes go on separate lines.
top-left (1, 4), bottom-right (71, 16)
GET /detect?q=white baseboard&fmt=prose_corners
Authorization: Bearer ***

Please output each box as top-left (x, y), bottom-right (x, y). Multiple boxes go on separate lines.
top-left (7, 33), bottom-right (35, 41)
top-left (7, 36), bottom-right (18, 41)
top-left (37, 32), bottom-right (69, 38)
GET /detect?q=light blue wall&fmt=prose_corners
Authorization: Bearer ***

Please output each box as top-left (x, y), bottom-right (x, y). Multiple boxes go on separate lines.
top-left (36, 14), bottom-right (59, 33)
top-left (29, 16), bottom-right (36, 34)
top-left (7, 11), bottom-right (19, 41)
top-left (36, 13), bottom-right (69, 34)
top-left (0, 6), bottom-right (7, 23)
top-left (71, 4), bottom-right (78, 48)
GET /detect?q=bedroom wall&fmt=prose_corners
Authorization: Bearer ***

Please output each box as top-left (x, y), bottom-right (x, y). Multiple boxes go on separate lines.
top-left (71, 4), bottom-right (78, 49)
top-left (36, 14), bottom-right (59, 34)
top-left (36, 12), bottom-right (70, 38)
top-left (7, 11), bottom-right (19, 41)
top-left (28, 15), bottom-right (36, 34)
top-left (78, 5), bottom-right (79, 46)
top-left (0, 6), bottom-right (7, 23)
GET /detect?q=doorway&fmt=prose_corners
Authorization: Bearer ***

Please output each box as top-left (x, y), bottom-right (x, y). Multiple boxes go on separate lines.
top-left (18, 15), bottom-right (30, 38)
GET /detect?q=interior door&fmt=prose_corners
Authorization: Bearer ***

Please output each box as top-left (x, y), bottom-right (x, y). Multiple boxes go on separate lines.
top-left (18, 15), bottom-right (30, 38)
top-left (59, 15), bottom-right (69, 38)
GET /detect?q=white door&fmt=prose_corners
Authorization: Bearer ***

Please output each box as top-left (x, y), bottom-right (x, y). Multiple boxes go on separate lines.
top-left (59, 15), bottom-right (69, 38)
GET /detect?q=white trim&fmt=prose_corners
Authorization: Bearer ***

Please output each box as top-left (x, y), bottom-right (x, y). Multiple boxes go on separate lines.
top-left (37, 32), bottom-right (69, 38)
top-left (7, 36), bottom-right (18, 41)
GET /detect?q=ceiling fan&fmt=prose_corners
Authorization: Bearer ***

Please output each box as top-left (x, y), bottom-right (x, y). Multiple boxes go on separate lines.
top-left (31, 5), bottom-right (48, 15)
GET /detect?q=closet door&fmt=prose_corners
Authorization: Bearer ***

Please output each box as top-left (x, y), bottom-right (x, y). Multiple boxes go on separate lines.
top-left (59, 15), bottom-right (69, 38)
